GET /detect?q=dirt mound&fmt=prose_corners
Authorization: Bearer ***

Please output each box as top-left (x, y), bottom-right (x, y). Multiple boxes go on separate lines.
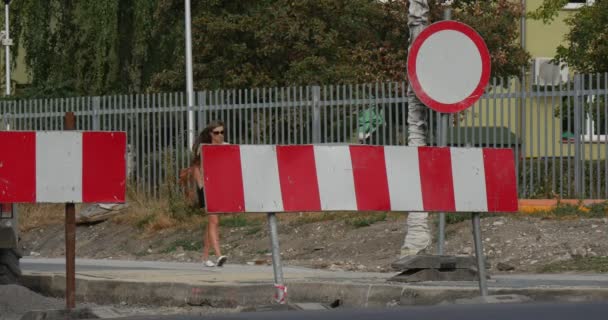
top-left (18, 213), bottom-right (608, 274)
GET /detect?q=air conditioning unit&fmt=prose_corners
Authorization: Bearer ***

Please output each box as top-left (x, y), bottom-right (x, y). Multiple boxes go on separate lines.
top-left (532, 57), bottom-right (569, 86)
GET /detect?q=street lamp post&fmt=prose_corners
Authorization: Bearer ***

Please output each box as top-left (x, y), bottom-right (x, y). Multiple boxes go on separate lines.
top-left (185, 0), bottom-right (195, 150)
top-left (2, 0), bottom-right (12, 96)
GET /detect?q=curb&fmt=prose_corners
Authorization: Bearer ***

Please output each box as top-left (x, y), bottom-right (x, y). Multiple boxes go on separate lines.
top-left (20, 274), bottom-right (608, 308)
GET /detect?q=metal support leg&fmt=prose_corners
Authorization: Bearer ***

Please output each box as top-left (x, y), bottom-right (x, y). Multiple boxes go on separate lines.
top-left (267, 212), bottom-right (287, 304)
top-left (438, 213), bottom-right (446, 255)
top-left (437, 112), bottom-right (449, 255)
top-left (64, 112), bottom-right (76, 310)
top-left (472, 213), bottom-right (488, 297)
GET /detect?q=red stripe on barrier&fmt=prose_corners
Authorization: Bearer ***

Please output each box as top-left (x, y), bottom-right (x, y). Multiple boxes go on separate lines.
top-left (0, 132), bottom-right (36, 202)
top-left (418, 147), bottom-right (455, 211)
top-left (82, 132), bottom-right (127, 203)
top-left (349, 146), bottom-right (391, 211)
top-left (276, 145), bottom-right (321, 211)
top-left (203, 145), bottom-right (245, 212)
top-left (483, 149), bottom-right (518, 212)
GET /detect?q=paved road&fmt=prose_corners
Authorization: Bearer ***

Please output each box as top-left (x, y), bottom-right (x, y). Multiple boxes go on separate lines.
top-left (104, 302), bottom-right (608, 320)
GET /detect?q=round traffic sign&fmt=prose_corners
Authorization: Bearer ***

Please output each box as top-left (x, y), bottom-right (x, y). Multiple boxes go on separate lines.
top-left (407, 20), bottom-right (491, 114)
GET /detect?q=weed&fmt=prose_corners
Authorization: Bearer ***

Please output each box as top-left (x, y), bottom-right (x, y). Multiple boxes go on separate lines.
top-left (18, 204), bottom-right (70, 232)
top-left (161, 239), bottom-right (202, 253)
top-left (551, 203), bottom-right (581, 217)
top-left (245, 225), bottom-right (263, 235)
top-left (445, 213), bottom-right (470, 225)
top-left (347, 212), bottom-right (387, 228)
top-left (585, 202), bottom-right (608, 218)
top-left (538, 257), bottom-right (608, 273)
top-left (291, 212), bottom-right (341, 226)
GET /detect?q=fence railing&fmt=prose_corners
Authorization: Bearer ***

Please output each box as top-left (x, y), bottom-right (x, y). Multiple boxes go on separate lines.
top-left (2, 72), bottom-right (607, 200)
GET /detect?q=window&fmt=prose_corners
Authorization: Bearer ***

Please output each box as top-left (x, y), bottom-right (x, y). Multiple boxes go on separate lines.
top-left (564, 0), bottom-right (595, 10)
top-left (561, 95), bottom-right (608, 143)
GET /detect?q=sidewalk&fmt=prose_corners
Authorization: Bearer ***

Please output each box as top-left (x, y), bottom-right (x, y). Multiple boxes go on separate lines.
top-left (20, 257), bottom-right (608, 308)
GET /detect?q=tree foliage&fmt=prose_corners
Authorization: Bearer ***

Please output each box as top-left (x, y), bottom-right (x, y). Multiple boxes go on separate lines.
top-left (555, 0), bottom-right (608, 73)
top-left (8, 0), bottom-right (530, 97)
top-left (10, 0), bottom-right (184, 97)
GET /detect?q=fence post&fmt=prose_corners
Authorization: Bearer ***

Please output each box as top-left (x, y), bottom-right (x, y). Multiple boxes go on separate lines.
top-left (573, 74), bottom-right (582, 198)
top-left (92, 96), bottom-right (101, 131)
top-left (312, 86), bottom-right (321, 143)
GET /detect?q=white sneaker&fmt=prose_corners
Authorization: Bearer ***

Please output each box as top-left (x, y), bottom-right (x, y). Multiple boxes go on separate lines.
top-left (203, 260), bottom-right (215, 267)
top-left (216, 256), bottom-right (227, 267)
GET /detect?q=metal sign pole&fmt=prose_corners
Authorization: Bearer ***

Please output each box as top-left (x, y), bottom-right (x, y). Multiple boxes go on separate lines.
top-left (267, 212), bottom-right (287, 304)
top-left (472, 212), bottom-right (488, 296)
top-left (437, 0), bottom-right (452, 256)
top-left (438, 112), bottom-right (447, 255)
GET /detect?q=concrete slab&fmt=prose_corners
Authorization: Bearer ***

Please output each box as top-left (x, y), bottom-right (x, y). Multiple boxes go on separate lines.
top-left (18, 258), bottom-right (608, 309)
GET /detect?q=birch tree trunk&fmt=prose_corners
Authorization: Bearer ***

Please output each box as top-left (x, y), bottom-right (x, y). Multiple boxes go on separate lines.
top-left (401, 0), bottom-right (430, 257)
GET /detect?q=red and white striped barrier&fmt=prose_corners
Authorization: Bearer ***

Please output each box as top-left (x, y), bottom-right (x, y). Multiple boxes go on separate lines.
top-left (202, 145), bottom-right (518, 213)
top-left (0, 131), bottom-right (127, 203)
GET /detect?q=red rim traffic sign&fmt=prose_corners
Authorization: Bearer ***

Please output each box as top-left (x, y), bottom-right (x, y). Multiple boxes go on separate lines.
top-left (407, 20), bottom-right (491, 114)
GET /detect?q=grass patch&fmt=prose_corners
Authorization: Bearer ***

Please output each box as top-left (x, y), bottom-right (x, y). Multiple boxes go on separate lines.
top-left (538, 257), bottom-right (608, 273)
top-left (161, 239), bottom-right (203, 253)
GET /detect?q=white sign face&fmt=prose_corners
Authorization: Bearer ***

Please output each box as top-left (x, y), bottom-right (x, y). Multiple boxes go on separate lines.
top-left (408, 21), bottom-right (491, 113)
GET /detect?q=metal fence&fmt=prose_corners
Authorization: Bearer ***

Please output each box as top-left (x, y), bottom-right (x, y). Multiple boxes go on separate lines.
top-left (2, 72), bottom-right (607, 199)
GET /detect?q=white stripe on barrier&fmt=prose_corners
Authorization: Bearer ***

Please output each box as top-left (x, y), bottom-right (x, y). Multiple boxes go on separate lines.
top-left (36, 132), bottom-right (83, 203)
top-left (451, 148), bottom-right (488, 211)
top-left (240, 145), bottom-right (283, 212)
top-left (314, 146), bottom-right (357, 211)
top-left (384, 146), bottom-right (424, 211)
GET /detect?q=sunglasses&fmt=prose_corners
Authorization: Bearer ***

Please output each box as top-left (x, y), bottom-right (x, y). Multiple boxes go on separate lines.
top-left (212, 130), bottom-right (224, 135)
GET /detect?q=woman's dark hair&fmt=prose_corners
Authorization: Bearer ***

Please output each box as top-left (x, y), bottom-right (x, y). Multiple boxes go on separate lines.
top-left (191, 120), bottom-right (225, 165)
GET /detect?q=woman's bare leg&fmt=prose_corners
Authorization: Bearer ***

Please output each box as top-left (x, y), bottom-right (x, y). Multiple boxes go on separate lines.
top-left (208, 214), bottom-right (222, 256)
top-left (202, 215), bottom-right (211, 261)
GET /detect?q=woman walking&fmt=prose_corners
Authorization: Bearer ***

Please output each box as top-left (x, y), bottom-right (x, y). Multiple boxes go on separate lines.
top-left (192, 120), bottom-right (227, 267)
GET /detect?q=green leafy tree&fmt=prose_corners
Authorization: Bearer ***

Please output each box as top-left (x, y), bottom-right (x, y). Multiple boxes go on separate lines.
top-left (9, 0), bottom-right (186, 97)
top-left (8, 0), bottom-right (530, 96)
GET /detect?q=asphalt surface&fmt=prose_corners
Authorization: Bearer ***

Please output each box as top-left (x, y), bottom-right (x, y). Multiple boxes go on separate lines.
top-left (102, 302), bottom-right (608, 320)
